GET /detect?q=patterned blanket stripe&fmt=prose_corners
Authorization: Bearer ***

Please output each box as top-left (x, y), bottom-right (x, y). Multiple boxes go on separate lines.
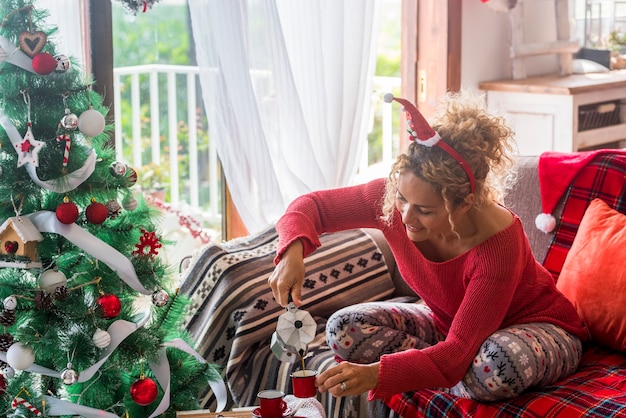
top-left (180, 227), bottom-right (395, 416)
top-left (385, 153), bottom-right (626, 417)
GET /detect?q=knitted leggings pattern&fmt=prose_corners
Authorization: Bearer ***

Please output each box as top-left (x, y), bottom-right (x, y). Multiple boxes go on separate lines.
top-left (325, 301), bottom-right (583, 402)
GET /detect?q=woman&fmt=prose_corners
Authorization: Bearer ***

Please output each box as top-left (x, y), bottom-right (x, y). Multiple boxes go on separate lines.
top-left (268, 91), bottom-right (587, 402)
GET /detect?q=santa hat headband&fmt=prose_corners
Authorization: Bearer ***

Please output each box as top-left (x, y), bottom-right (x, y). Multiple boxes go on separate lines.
top-left (384, 93), bottom-right (476, 193)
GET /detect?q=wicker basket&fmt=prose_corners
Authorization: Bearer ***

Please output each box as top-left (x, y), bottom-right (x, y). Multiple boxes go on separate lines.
top-left (578, 100), bottom-right (621, 131)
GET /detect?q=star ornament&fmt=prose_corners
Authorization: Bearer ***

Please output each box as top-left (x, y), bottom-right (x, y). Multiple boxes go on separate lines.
top-left (14, 125), bottom-right (45, 167)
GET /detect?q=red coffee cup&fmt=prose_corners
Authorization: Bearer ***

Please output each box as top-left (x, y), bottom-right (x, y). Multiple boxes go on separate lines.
top-left (291, 369), bottom-right (318, 398)
top-left (257, 389), bottom-right (288, 418)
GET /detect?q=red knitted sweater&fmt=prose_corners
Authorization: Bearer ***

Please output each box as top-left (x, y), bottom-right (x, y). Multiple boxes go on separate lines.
top-left (274, 178), bottom-right (588, 400)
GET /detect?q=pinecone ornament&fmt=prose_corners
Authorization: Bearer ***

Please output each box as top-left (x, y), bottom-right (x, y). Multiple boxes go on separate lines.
top-left (34, 291), bottom-right (54, 310)
top-left (106, 199), bottom-right (122, 219)
top-left (54, 285), bottom-right (69, 301)
top-left (0, 334), bottom-right (15, 352)
top-left (0, 310), bottom-right (15, 327)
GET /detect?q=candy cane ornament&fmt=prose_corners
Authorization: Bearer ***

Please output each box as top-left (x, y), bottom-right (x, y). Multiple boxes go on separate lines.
top-left (11, 396), bottom-right (42, 416)
top-left (56, 133), bottom-right (71, 167)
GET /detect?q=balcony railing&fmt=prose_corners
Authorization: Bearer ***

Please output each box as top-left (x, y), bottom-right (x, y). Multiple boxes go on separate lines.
top-left (113, 64), bottom-right (401, 230)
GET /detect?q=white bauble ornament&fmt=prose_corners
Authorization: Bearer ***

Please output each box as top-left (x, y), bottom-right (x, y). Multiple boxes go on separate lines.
top-left (92, 328), bottom-right (112, 349)
top-left (3, 295), bottom-right (17, 311)
top-left (78, 107), bottom-right (106, 137)
top-left (54, 54), bottom-right (71, 72)
top-left (39, 269), bottom-right (68, 293)
top-left (6, 342), bottom-right (35, 370)
top-left (122, 195), bottom-right (138, 211)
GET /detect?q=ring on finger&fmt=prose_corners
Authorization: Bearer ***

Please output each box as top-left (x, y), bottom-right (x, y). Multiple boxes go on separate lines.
top-left (340, 381), bottom-right (348, 391)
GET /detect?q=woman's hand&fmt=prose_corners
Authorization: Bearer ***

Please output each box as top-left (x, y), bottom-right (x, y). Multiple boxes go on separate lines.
top-left (268, 240), bottom-right (305, 306)
top-left (316, 361), bottom-right (380, 397)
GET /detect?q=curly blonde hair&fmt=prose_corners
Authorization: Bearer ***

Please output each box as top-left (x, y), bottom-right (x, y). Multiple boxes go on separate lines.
top-left (382, 90), bottom-right (517, 222)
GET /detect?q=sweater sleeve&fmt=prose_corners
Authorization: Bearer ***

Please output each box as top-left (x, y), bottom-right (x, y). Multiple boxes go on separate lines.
top-left (274, 179), bottom-right (387, 264)
top-left (369, 222), bottom-right (531, 399)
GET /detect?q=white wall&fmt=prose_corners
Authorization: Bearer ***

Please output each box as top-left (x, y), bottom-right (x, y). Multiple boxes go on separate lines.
top-left (461, 0), bottom-right (573, 90)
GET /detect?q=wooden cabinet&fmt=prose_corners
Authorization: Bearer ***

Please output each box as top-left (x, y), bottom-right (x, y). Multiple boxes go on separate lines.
top-left (479, 70), bottom-right (626, 155)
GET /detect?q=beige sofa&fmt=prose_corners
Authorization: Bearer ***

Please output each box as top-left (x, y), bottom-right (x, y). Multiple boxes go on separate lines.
top-left (180, 152), bottom-right (626, 417)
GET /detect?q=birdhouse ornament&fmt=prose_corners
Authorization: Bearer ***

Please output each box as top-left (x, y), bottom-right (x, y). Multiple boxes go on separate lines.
top-left (0, 216), bottom-right (43, 268)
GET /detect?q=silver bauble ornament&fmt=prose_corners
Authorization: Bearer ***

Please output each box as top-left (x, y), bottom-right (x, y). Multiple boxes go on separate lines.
top-left (92, 328), bottom-right (112, 349)
top-left (61, 363), bottom-right (79, 385)
top-left (54, 54), bottom-right (71, 72)
top-left (78, 107), bottom-right (106, 137)
top-left (61, 111), bottom-right (79, 130)
top-left (3, 295), bottom-right (17, 311)
top-left (110, 161), bottom-right (127, 177)
top-left (39, 268), bottom-right (68, 293)
top-left (1, 365), bottom-right (15, 379)
top-left (151, 289), bottom-right (169, 307)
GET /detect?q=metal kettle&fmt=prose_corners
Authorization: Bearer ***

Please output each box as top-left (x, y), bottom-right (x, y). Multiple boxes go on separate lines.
top-left (271, 296), bottom-right (316, 363)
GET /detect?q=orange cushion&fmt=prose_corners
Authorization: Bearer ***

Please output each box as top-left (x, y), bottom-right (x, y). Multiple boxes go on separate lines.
top-left (557, 198), bottom-right (626, 351)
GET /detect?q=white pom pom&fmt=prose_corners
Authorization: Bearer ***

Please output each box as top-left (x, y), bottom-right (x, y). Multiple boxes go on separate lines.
top-left (535, 213), bottom-right (556, 233)
top-left (383, 92), bottom-right (395, 103)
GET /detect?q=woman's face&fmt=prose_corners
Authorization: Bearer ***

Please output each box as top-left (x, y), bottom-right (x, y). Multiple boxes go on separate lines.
top-left (394, 170), bottom-right (452, 242)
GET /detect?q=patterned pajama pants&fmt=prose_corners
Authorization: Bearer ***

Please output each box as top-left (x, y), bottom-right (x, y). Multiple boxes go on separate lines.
top-left (326, 301), bottom-right (583, 402)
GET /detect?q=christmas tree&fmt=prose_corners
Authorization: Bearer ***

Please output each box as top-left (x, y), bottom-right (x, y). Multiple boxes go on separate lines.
top-left (0, 1), bottom-right (220, 417)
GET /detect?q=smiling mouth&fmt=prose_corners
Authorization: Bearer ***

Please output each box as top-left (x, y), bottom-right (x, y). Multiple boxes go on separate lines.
top-left (405, 224), bottom-right (423, 233)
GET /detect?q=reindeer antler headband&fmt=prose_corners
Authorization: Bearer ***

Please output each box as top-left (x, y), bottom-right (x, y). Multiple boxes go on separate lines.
top-left (384, 93), bottom-right (476, 193)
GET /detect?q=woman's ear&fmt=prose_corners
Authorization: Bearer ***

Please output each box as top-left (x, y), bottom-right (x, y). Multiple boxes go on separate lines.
top-left (457, 193), bottom-right (475, 214)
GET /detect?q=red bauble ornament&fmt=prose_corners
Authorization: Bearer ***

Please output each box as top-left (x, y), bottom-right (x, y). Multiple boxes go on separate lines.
top-left (32, 52), bottom-right (57, 75)
top-left (56, 196), bottom-right (79, 224)
top-left (95, 293), bottom-right (121, 319)
top-left (130, 376), bottom-right (158, 406)
top-left (126, 167), bottom-right (138, 187)
top-left (85, 198), bottom-right (108, 224)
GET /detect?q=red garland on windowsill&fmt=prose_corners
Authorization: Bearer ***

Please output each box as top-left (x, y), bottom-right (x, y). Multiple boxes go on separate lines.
top-left (145, 195), bottom-right (213, 245)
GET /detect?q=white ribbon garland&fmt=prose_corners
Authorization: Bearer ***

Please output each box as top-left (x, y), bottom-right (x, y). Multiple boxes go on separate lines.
top-left (0, 317), bottom-right (148, 381)
top-left (0, 317), bottom-right (227, 415)
top-left (78, 316), bottom-right (150, 382)
top-left (0, 36), bottom-right (36, 73)
top-left (25, 211), bottom-right (151, 295)
top-left (0, 113), bottom-right (96, 193)
top-left (43, 396), bottom-right (120, 418)
top-left (148, 347), bottom-right (172, 417)
top-left (160, 338), bottom-right (228, 412)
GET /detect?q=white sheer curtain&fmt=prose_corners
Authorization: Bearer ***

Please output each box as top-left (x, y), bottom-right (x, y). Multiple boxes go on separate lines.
top-left (41, 0), bottom-right (89, 70)
top-left (188, 0), bottom-right (380, 233)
